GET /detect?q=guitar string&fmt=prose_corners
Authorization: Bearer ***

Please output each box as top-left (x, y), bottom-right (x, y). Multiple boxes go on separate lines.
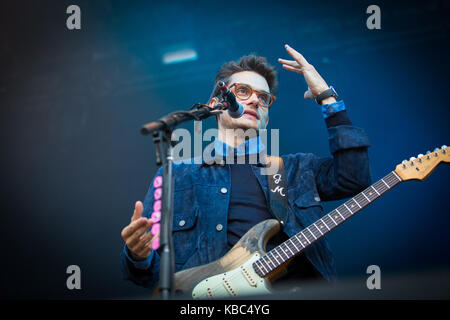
top-left (257, 171), bottom-right (401, 276)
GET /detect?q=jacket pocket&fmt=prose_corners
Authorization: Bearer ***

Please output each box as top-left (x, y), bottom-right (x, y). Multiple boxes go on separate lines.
top-left (172, 207), bottom-right (199, 265)
top-left (293, 190), bottom-right (323, 209)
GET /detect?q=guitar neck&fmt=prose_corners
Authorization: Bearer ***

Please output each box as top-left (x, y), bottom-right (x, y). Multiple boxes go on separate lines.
top-left (253, 171), bottom-right (404, 277)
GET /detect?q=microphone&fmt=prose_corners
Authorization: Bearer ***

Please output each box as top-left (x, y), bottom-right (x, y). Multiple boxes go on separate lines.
top-left (217, 81), bottom-right (245, 118)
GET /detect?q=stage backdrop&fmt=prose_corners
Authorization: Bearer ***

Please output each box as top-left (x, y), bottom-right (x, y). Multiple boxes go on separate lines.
top-left (1, 0), bottom-right (449, 299)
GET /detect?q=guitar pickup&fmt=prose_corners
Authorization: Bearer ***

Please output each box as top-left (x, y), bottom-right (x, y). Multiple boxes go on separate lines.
top-left (222, 278), bottom-right (238, 297)
top-left (241, 266), bottom-right (257, 287)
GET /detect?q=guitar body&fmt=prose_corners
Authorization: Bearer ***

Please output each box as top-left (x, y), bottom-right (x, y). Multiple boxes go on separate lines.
top-left (172, 219), bottom-right (287, 298)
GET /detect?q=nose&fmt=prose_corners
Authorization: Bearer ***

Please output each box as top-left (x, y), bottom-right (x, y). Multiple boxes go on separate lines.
top-left (245, 91), bottom-right (260, 108)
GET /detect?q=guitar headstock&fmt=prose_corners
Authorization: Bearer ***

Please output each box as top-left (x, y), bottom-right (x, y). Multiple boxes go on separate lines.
top-left (395, 145), bottom-right (449, 181)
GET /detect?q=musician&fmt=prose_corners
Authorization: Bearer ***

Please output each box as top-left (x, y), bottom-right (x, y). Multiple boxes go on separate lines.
top-left (120, 44), bottom-right (371, 293)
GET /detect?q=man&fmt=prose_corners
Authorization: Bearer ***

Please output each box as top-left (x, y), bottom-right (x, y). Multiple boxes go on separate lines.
top-left (120, 44), bottom-right (371, 294)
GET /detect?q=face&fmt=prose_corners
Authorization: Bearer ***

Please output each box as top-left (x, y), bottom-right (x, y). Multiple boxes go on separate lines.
top-left (210, 71), bottom-right (271, 131)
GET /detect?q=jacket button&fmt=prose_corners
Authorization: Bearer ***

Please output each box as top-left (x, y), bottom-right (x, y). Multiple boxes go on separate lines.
top-left (179, 220), bottom-right (186, 227)
top-left (216, 224), bottom-right (223, 231)
top-left (220, 187), bottom-right (228, 194)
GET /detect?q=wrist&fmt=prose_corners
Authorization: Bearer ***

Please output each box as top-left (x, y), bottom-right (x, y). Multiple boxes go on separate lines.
top-left (127, 245), bottom-right (148, 261)
top-left (319, 96), bottom-right (337, 105)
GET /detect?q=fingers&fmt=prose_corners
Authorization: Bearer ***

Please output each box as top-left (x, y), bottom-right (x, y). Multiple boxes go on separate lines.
top-left (131, 201), bottom-right (144, 222)
top-left (135, 235), bottom-right (158, 258)
top-left (121, 216), bottom-right (153, 241)
top-left (277, 58), bottom-right (300, 68)
top-left (133, 231), bottom-right (156, 257)
top-left (281, 63), bottom-right (303, 75)
top-left (284, 44), bottom-right (309, 67)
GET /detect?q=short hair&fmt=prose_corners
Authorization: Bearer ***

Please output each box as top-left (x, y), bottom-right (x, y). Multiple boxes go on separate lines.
top-left (209, 54), bottom-right (279, 102)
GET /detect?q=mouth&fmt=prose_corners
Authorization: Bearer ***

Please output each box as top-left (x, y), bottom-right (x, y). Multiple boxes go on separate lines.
top-left (243, 109), bottom-right (259, 120)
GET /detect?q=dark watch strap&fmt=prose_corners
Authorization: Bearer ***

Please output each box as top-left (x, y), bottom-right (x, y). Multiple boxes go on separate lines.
top-left (315, 86), bottom-right (338, 105)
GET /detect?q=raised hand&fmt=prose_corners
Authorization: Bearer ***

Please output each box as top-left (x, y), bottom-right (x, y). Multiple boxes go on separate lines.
top-left (278, 44), bottom-right (334, 103)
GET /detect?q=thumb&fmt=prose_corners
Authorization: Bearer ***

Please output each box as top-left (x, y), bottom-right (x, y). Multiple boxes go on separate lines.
top-left (131, 201), bottom-right (144, 222)
top-left (304, 88), bottom-right (314, 100)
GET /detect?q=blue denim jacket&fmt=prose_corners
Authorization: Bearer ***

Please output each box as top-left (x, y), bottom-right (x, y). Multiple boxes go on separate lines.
top-left (120, 103), bottom-right (371, 290)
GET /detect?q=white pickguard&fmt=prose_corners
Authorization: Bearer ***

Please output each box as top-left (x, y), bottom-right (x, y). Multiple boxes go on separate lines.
top-left (191, 253), bottom-right (271, 299)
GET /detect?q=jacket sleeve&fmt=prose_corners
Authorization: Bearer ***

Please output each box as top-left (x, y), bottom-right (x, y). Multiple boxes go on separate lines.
top-left (120, 167), bottom-right (163, 290)
top-left (312, 108), bottom-right (372, 201)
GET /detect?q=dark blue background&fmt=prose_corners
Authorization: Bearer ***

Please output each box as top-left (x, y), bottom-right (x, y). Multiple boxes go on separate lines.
top-left (0, 0), bottom-right (449, 299)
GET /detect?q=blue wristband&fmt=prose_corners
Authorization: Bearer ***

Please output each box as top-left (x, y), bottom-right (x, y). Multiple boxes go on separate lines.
top-left (321, 100), bottom-right (346, 119)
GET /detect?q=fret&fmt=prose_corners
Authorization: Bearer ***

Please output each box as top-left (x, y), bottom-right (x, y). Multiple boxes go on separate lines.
top-left (355, 194), bottom-right (369, 207)
top-left (293, 235), bottom-right (306, 249)
top-left (353, 198), bottom-right (362, 209)
top-left (308, 224), bottom-right (321, 238)
top-left (328, 213), bottom-right (338, 225)
top-left (264, 255), bottom-right (276, 269)
top-left (381, 178), bottom-right (390, 189)
top-left (298, 232), bottom-right (311, 246)
top-left (269, 251), bottom-right (281, 265)
top-left (391, 171), bottom-right (402, 182)
top-left (271, 248), bottom-right (282, 263)
top-left (365, 188), bottom-right (378, 201)
top-left (330, 210), bottom-right (344, 224)
top-left (279, 243), bottom-right (292, 259)
top-left (259, 258), bottom-right (271, 273)
top-left (361, 192), bottom-right (371, 203)
top-left (370, 185), bottom-right (380, 196)
top-left (319, 218), bottom-right (330, 231)
top-left (276, 246), bottom-right (290, 261)
top-left (303, 228), bottom-right (317, 240)
top-left (343, 203), bottom-right (353, 215)
top-left (335, 208), bottom-right (345, 220)
top-left (256, 260), bottom-right (268, 274)
top-left (346, 199), bottom-right (360, 212)
top-left (289, 238), bottom-right (301, 252)
top-left (322, 215), bottom-right (335, 229)
top-left (374, 180), bottom-right (388, 192)
top-left (312, 222), bottom-right (324, 235)
top-left (339, 205), bottom-right (352, 218)
top-left (285, 241), bottom-right (296, 255)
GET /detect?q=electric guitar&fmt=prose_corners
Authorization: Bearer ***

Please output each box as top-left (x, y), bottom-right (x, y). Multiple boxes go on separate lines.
top-left (170, 145), bottom-right (449, 299)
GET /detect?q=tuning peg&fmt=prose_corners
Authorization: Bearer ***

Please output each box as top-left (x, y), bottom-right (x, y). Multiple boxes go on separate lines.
top-left (434, 148), bottom-right (439, 156)
top-left (426, 151), bottom-right (431, 159)
top-left (417, 154), bottom-right (424, 162)
top-left (442, 145), bottom-right (447, 153)
top-left (409, 157), bottom-right (416, 165)
top-left (402, 160), bottom-right (408, 168)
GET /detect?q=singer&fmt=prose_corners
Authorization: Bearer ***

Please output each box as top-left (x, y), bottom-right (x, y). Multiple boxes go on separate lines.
top-left (120, 44), bottom-right (372, 296)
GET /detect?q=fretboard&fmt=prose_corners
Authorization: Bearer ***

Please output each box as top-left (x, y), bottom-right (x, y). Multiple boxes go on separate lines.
top-left (253, 171), bottom-right (403, 277)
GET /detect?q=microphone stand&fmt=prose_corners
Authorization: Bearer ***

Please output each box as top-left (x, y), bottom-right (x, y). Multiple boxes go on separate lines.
top-left (141, 102), bottom-right (225, 300)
